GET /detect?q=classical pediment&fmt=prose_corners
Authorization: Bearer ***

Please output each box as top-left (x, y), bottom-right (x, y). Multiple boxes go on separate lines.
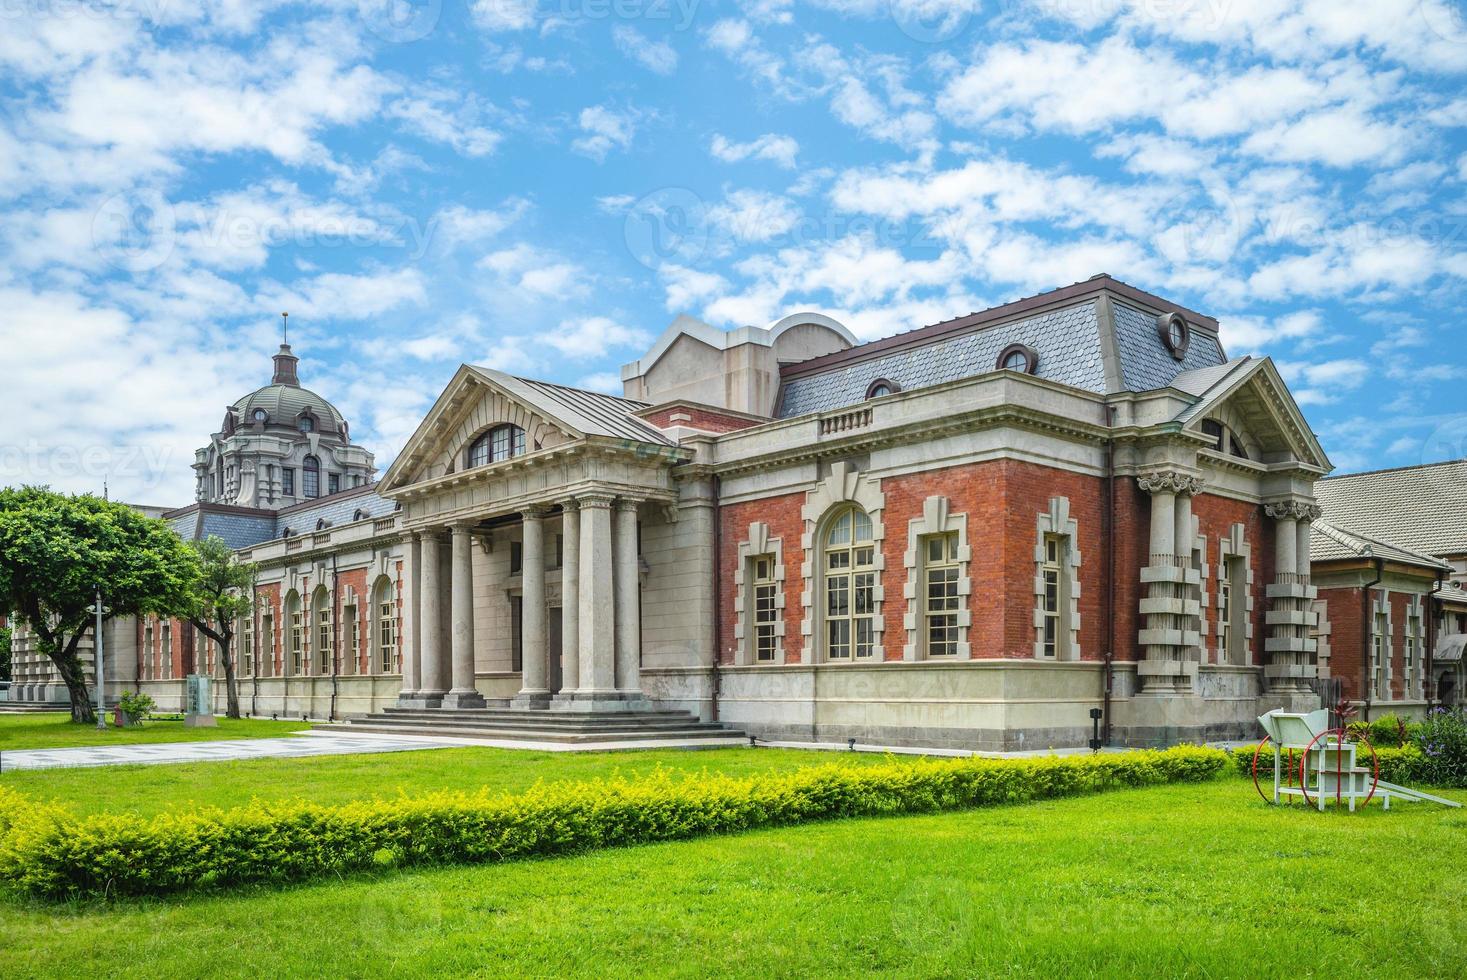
top-left (1178, 359), bottom-right (1330, 471)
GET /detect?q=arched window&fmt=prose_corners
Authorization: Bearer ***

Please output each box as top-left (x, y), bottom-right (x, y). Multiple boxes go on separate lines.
top-left (373, 577), bottom-right (397, 673)
top-left (303, 455), bottom-right (321, 498)
top-left (312, 585), bottom-right (332, 675)
top-left (822, 505), bottom-right (877, 660)
top-left (297, 414), bottom-right (315, 433)
top-left (468, 424), bottom-right (526, 468)
top-left (285, 592), bottom-right (303, 675)
top-left (865, 378), bottom-right (900, 399)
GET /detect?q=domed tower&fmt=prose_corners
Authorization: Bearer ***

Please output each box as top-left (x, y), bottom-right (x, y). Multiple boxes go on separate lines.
top-left (193, 342), bottom-right (376, 509)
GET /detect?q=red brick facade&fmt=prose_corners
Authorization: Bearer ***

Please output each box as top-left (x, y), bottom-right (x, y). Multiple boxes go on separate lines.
top-left (717, 459), bottom-right (1278, 668)
top-left (641, 405), bottom-right (762, 433)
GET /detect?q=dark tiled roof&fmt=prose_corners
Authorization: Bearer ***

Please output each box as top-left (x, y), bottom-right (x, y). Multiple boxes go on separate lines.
top-left (1112, 301), bottom-right (1227, 392)
top-left (276, 491), bottom-right (396, 536)
top-left (471, 367), bottom-right (674, 446)
top-left (199, 512), bottom-right (280, 551)
top-left (1311, 519), bottom-right (1451, 570)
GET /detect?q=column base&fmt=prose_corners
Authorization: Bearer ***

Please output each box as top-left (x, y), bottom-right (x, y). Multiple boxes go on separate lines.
top-left (550, 690), bottom-right (653, 712)
top-left (511, 690), bottom-right (552, 709)
top-left (441, 689), bottom-right (487, 710)
top-left (398, 692), bottom-right (444, 708)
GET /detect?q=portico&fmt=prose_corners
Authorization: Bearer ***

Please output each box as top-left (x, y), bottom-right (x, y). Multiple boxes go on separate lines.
top-left (377, 365), bottom-right (683, 714)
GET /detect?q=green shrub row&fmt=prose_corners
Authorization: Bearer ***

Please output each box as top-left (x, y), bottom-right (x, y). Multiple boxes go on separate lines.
top-left (1228, 742), bottom-right (1424, 784)
top-left (0, 747), bottom-right (1226, 899)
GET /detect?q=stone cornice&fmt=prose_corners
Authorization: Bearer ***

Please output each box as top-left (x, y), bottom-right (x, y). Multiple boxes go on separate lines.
top-left (1263, 500), bottom-right (1322, 522)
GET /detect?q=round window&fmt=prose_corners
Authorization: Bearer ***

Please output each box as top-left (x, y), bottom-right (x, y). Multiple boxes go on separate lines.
top-left (869, 383), bottom-right (891, 398)
top-left (1158, 312), bottom-right (1190, 360)
top-left (996, 343), bottom-right (1039, 375)
top-left (252, 409), bottom-right (267, 423)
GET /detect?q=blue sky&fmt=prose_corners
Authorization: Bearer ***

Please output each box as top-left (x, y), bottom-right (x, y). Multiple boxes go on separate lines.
top-left (3, 0), bottom-right (1466, 504)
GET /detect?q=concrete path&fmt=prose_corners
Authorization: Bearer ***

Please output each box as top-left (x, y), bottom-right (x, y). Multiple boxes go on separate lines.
top-left (0, 731), bottom-right (470, 772)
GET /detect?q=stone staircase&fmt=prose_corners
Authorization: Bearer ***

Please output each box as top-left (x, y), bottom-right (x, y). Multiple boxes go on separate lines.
top-left (321, 705), bottom-right (748, 748)
top-left (0, 700), bottom-right (74, 713)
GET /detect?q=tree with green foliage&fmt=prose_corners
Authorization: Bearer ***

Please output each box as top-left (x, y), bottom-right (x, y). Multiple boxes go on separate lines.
top-left (0, 622), bottom-right (11, 682)
top-left (0, 487), bottom-right (198, 723)
top-left (181, 535), bottom-right (255, 719)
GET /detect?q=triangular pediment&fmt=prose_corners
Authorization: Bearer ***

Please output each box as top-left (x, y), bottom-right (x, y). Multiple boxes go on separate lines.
top-left (380, 366), bottom-right (580, 493)
top-left (1178, 358), bottom-right (1331, 471)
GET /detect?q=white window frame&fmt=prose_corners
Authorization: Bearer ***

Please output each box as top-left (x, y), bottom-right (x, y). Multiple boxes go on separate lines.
top-left (733, 522), bottom-right (785, 666)
top-left (821, 504), bottom-right (878, 661)
top-left (799, 462), bottom-right (885, 664)
top-left (1215, 523), bottom-right (1255, 666)
top-left (901, 495), bottom-right (971, 661)
top-left (1033, 496), bottom-right (1082, 660)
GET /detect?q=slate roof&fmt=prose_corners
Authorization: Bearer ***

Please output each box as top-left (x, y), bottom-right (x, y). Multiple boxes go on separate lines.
top-left (1315, 460), bottom-right (1467, 558)
top-left (275, 489), bottom-right (397, 537)
top-left (470, 367), bottom-right (674, 446)
top-left (1111, 301), bottom-right (1226, 391)
top-left (161, 486), bottom-right (396, 550)
top-left (1310, 519), bottom-right (1451, 571)
top-left (779, 302), bottom-right (1108, 417)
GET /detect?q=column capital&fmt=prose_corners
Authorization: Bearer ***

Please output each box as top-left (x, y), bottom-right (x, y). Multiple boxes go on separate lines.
top-left (523, 503), bottom-right (554, 520)
top-left (559, 496), bottom-right (581, 512)
top-left (576, 491), bottom-right (617, 510)
top-left (614, 496), bottom-right (642, 514)
top-left (1137, 471), bottom-right (1203, 496)
top-left (1264, 499), bottom-right (1321, 522)
top-left (448, 521), bottom-right (476, 536)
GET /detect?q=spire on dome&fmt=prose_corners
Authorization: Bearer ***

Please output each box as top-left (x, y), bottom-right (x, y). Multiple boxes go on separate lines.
top-left (272, 344), bottom-right (300, 386)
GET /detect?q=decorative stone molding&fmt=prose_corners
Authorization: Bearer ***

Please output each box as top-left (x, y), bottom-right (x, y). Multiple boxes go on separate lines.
top-left (901, 496), bottom-right (972, 660)
top-left (732, 521), bottom-right (786, 666)
top-left (1033, 496), bottom-right (1082, 661)
top-left (799, 461), bottom-right (885, 663)
top-left (1188, 518), bottom-right (1208, 662)
top-left (1311, 599), bottom-right (1332, 678)
top-left (1214, 522), bottom-right (1256, 665)
top-left (1369, 588), bottom-right (1394, 700)
top-left (1137, 471), bottom-right (1203, 496)
top-left (1406, 593), bottom-right (1426, 700)
top-left (1263, 500), bottom-right (1322, 523)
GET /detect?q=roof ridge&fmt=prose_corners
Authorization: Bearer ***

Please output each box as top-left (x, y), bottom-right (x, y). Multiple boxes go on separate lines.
top-left (1319, 457), bottom-right (1467, 482)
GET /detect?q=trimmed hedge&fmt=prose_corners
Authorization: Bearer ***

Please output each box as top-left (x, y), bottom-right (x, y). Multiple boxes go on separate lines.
top-left (1228, 742), bottom-right (1424, 784)
top-left (0, 747), bottom-right (1226, 899)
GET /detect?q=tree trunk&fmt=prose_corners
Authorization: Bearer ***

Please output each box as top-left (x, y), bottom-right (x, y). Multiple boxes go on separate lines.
top-left (52, 635), bottom-right (96, 725)
top-left (220, 636), bottom-right (241, 719)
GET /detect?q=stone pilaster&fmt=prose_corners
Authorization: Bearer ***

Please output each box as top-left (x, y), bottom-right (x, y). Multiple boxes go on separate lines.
top-left (1136, 471), bottom-right (1203, 695)
top-left (1263, 499), bottom-right (1322, 698)
top-left (614, 498), bottom-right (643, 696)
top-left (552, 499), bottom-right (582, 708)
top-left (442, 523), bottom-right (486, 709)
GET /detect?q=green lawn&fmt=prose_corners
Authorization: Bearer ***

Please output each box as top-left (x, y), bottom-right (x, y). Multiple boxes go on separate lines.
top-left (2, 776), bottom-right (1464, 977)
top-left (0, 712), bottom-right (310, 751)
top-left (0, 745), bottom-right (887, 817)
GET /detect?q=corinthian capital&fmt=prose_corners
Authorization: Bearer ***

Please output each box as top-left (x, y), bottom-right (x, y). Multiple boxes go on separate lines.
top-left (1136, 471), bottom-right (1203, 496)
top-left (1265, 500), bottom-right (1322, 523)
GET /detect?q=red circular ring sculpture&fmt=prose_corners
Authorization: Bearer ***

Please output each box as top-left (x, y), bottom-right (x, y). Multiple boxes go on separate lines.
top-left (1297, 728), bottom-right (1378, 809)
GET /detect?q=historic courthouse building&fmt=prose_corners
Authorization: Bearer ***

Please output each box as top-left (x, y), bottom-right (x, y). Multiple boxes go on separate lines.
top-left (10, 275), bottom-right (1466, 747)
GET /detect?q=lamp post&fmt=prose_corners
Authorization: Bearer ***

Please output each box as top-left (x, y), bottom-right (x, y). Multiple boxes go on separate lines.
top-left (87, 586), bottom-right (111, 730)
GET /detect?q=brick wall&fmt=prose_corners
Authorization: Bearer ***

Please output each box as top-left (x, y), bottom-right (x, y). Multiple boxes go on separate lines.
top-left (719, 491), bottom-right (806, 664)
top-left (643, 406), bottom-right (763, 433)
top-left (1190, 494), bottom-right (1273, 665)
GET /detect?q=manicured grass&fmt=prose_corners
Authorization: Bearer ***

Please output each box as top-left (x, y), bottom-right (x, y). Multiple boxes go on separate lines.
top-left (0, 712), bottom-right (309, 751)
top-left (2, 777), bottom-right (1464, 977)
top-left (0, 745), bottom-right (890, 817)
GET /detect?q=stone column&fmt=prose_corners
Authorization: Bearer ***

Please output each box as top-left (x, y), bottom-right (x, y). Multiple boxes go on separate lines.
top-left (577, 493), bottom-right (618, 698)
top-left (396, 531), bottom-right (422, 703)
top-left (1136, 472), bottom-right (1203, 695)
top-left (513, 506), bottom-right (550, 707)
top-left (1263, 500), bottom-right (1321, 697)
top-left (443, 523), bottom-right (485, 709)
top-left (614, 498), bottom-right (642, 696)
top-left (553, 499), bottom-right (581, 707)
top-left (415, 528), bottom-right (447, 705)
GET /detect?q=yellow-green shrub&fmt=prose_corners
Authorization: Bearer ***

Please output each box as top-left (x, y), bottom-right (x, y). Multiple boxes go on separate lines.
top-left (0, 746), bottom-right (1226, 899)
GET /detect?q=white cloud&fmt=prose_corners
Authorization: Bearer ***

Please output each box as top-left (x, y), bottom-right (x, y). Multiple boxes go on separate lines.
top-left (257, 268), bottom-right (428, 322)
top-left (1218, 310), bottom-right (1324, 351)
top-left (613, 26), bottom-right (678, 75)
top-left (572, 105), bottom-right (638, 161)
top-left (710, 133), bottom-right (800, 168)
top-left (547, 317), bottom-right (652, 359)
top-left (470, 0), bottom-right (540, 32)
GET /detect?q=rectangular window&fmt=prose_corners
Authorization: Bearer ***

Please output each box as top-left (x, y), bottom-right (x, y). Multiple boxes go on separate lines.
top-left (282, 469), bottom-right (295, 496)
top-left (554, 534), bottom-right (564, 570)
top-left (162, 623), bottom-right (172, 679)
top-left (260, 615), bottom-right (274, 677)
top-left (1372, 611), bottom-right (1389, 696)
top-left (303, 467), bottom-right (320, 499)
top-left (510, 541), bottom-right (523, 575)
top-left (379, 599), bottom-right (396, 673)
top-left (328, 473), bottom-right (340, 495)
top-left (341, 605), bottom-right (357, 675)
top-left (1219, 554), bottom-right (1246, 665)
top-left (1405, 613), bottom-right (1419, 696)
top-left (317, 607), bottom-right (332, 674)
top-left (752, 555), bottom-right (778, 663)
top-left (924, 533), bottom-right (961, 657)
top-left (510, 595), bottom-right (523, 672)
top-left (241, 619), bottom-right (254, 676)
top-left (1041, 536), bottom-right (1063, 659)
top-left (144, 624), bottom-right (154, 680)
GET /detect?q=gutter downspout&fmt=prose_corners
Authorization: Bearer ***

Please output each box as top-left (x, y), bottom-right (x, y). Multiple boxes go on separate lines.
top-left (711, 473), bottom-right (723, 724)
top-left (1361, 554), bottom-right (1384, 722)
top-left (1102, 403), bottom-right (1117, 745)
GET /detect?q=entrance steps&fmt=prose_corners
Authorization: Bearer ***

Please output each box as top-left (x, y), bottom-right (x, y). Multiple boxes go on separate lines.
top-left (0, 701), bottom-right (74, 713)
top-left (320, 705), bottom-right (748, 749)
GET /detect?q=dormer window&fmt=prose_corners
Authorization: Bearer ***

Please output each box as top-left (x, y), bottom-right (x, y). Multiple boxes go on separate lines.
top-left (997, 343), bottom-right (1039, 375)
top-left (1158, 312), bottom-right (1190, 360)
top-left (298, 415), bottom-right (315, 433)
top-left (865, 378), bottom-right (900, 399)
top-left (252, 409), bottom-right (268, 424)
top-left (468, 424), bottom-right (527, 468)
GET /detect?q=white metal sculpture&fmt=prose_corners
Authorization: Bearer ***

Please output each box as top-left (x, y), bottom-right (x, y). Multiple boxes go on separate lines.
top-left (1253, 709), bottom-right (1460, 811)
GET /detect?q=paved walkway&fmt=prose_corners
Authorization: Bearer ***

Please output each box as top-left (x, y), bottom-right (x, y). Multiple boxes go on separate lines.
top-left (0, 731), bottom-right (470, 772)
